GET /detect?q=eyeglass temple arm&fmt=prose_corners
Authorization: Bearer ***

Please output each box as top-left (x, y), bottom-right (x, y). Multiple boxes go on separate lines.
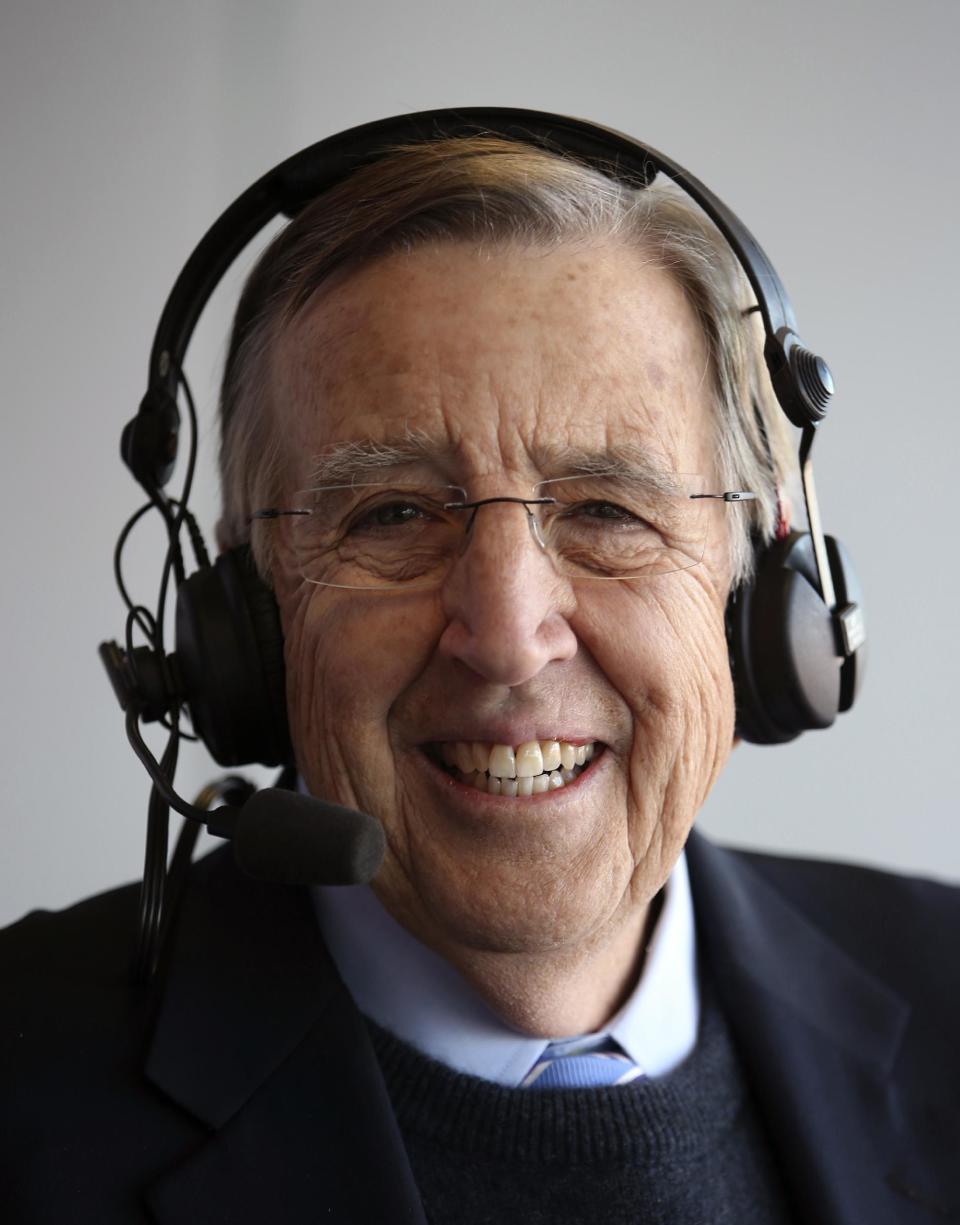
top-left (692, 460), bottom-right (836, 611)
top-left (689, 491), bottom-right (758, 502)
top-left (249, 508), bottom-right (309, 521)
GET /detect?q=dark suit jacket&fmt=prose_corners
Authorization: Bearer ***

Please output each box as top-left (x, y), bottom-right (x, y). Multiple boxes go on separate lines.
top-left (2, 830), bottom-right (958, 1224)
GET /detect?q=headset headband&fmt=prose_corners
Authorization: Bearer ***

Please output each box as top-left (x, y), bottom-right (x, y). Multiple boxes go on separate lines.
top-left (131, 107), bottom-right (833, 495)
top-left (105, 109), bottom-right (865, 978)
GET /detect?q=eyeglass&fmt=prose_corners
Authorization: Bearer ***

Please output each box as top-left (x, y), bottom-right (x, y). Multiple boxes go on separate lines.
top-left (251, 472), bottom-right (756, 590)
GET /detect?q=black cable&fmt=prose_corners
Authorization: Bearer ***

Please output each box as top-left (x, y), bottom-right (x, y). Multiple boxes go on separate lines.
top-left (152, 491), bottom-right (182, 659)
top-left (162, 818), bottom-right (201, 919)
top-left (124, 604), bottom-right (156, 662)
top-left (114, 349), bottom-right (214, 981)
top-left (163, 721), bottom-right (198, 742)
top-left (153, 368), bottom-right (201, 658)
top-left (156, 776), bottom-right (254, 964)
top-left (133, 722), bottom-right (178, 983)
top-left (163, 499), bottom-right (211, 574)
top-left (114, 501), bottom-right (161, 643)
top-left (127, 366), bottom-right (197, 979)
top-left (182, 505), bottom-right (211, 570)
top-left (154, 817), bottom-right (201, 969)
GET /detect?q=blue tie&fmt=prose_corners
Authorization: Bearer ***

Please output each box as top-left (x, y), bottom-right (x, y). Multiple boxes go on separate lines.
top-left (521, 1038), bottom-right (645, 1089)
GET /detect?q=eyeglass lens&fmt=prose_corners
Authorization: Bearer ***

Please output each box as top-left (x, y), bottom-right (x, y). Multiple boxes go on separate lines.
top-left (282, 472), bottom-right (718, 590)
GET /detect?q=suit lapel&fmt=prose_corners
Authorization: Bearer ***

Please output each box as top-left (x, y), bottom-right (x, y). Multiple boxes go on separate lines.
top-left (143, 847), bottom-right (427, 1225)
top-left (142, 835), bottom-right (950, 1224)
top-left (685, 831), bottom-right (951, 1225)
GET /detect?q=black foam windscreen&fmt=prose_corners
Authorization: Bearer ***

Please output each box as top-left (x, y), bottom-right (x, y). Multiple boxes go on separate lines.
top-left (232, 788), bottom-right (386, 886)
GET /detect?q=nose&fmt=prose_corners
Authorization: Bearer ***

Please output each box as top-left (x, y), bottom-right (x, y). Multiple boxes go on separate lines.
top-left (437, 501), bottom-right (578, 687)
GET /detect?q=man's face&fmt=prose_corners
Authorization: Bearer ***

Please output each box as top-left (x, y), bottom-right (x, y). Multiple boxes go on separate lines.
top-left (271, 240), bottom-right (735, 968)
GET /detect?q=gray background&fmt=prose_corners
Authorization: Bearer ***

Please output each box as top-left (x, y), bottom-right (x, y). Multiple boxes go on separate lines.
top-left (2, 0), bottom-right (957, 928)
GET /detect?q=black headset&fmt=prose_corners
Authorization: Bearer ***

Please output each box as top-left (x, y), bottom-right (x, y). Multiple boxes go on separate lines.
top-left (102, 107), bottom-right (866, 973)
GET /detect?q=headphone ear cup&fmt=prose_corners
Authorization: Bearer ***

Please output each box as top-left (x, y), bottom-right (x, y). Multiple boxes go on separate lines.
top-left (175, 545), bottom-right (290, 767)
top-left (727, 567), bottom-right (792, 746)
top-left (825, 534), bottom-right (866, 713)
top-left (728, 531), bottom-right (844, 745)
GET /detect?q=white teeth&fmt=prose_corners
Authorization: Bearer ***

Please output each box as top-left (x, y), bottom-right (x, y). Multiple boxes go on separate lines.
top-left (540, 740), bottom-right (561, 772)
top-left (515, 740), bottom-right (544, 778)
top-left (488, 745), bottom-right (517, 779)
top-left (472, 742), bottom-right (491, 772)
top-left (439, 738), bottom-right (600, 797)
top-left (454, 742), bottom-right (475, 774)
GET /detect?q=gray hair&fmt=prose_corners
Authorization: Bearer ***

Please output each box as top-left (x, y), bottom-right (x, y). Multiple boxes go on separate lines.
top-left (217, 135), bottom-right (796, 586)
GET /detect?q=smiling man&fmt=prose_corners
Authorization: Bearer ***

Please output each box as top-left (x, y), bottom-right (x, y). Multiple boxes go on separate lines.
top-left (2, 121), bottom-right (959, 1224)
top-left (265, 236), bottom-right (738, 1041)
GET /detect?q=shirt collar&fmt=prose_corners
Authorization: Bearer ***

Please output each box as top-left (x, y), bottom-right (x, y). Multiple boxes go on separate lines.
top-left (312, 850), bottom-right (698, 1086)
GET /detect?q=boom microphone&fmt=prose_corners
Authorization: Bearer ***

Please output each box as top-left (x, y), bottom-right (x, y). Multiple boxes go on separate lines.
top-left (120, 702), bottom-right (384, 887)
top-left (101, 640), bottom-right (386, 888)
top-left (227, 789), bottom-right (386, 886)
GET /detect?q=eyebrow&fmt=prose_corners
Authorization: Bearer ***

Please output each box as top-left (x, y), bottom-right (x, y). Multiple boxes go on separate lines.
top-left (306, 431), bottom-right (683, 494)
top-left (307, 429), bottom-right (457, 485)
top-left (530, 442), bottom-right (685, 496)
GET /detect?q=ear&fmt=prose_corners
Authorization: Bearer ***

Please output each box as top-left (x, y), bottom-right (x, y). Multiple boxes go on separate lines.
top-left (775, 485), bottom-right (792, 541)
top-left (214, 515), bottom-right (232, 554)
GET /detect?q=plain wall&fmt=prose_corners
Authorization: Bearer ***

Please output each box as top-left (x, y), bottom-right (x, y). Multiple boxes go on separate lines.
top-left (2, 0), bottom-right (958, 927)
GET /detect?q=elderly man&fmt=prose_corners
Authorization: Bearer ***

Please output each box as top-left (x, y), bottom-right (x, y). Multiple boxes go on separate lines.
top-left (2, 114), bottom-right (958, 1224)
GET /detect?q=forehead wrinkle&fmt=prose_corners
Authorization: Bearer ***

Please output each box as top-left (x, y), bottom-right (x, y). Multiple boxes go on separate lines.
top-left (282, 249), bottom-right (716, 491)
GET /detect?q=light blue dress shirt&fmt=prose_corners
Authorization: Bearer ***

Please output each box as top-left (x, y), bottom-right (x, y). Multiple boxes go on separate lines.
top-left (312, 850), bottom-right (699, 1086)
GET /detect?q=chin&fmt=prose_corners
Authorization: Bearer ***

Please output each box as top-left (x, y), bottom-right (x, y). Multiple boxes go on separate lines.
top-left (381, 825), bottom-right (639, 959)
